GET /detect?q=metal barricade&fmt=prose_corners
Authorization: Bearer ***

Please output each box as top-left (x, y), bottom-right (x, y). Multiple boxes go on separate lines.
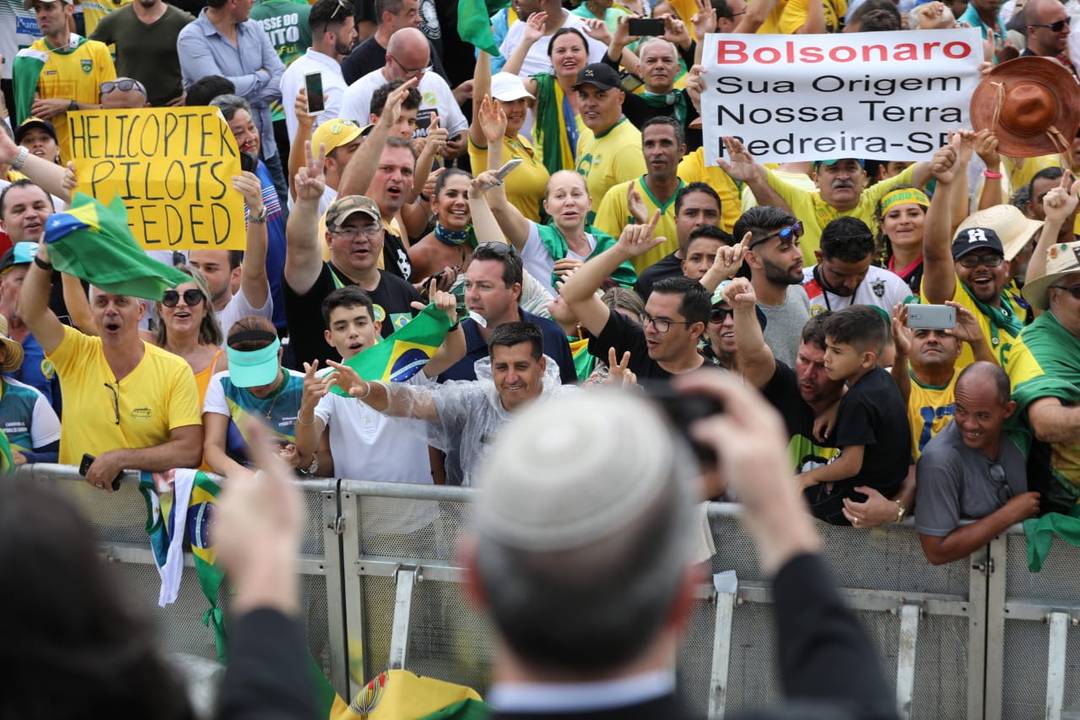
top-left (11, 464), bottom-right (350, 698)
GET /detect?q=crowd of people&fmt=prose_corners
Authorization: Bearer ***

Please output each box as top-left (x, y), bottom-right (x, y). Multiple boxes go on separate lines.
top-left (0, 0), bottom-right (1079, 622)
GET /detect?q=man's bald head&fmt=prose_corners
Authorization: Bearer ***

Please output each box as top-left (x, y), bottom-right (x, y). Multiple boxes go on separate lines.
top-left (1025, 0), bottom-right (1070, 54)
top-left (956, 361), bottom-right (1011, 405)
top-left (387, 27), bottom-right (429, 59)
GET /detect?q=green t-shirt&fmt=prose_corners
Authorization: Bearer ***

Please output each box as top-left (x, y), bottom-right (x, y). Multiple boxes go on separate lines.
top-left (250, 0), bottom-right (311, 121)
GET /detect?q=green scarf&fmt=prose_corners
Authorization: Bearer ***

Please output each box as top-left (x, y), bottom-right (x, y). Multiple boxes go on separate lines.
top-left (962, 282), bottom-right (1023, 353)
top-left (639, 90), bottom-right (689, 126)
top-left (1025, 504), bottom-right (1080, 572)
top-left (12, 35), bottom-right (88, 125)
top-left (534, 223), bottom-right (637, 289)
top-left (532, 73), bottom-right (575, 176)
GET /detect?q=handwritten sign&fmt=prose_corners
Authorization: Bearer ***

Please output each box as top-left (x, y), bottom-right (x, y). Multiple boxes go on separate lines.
top-left (701, 30), bottom-right (983, 163)
top-left (68, 107), bottom-right (246, 250)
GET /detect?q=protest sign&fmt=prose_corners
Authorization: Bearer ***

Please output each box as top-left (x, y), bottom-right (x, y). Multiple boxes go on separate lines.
top-left (700, 29), bottom-right (983, 164)
top-left (67, 107), bottom-right (246, 250)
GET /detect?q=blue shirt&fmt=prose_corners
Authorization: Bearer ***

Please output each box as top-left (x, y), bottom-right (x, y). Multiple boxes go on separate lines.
top-left (256, 160), bottom-right (288, 329)
top-left (437, 309), bottom-right (578, 385)
top-left (0, 376), bottom-right (61, 462)
top-left (5, 332), bottom-right (61, 416)
top-left (177, 8), bottom-right (285, 159)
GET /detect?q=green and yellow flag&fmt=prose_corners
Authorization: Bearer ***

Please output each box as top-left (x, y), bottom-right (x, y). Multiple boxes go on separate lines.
top-left (458, 0), bottom-right (500, 56)
top-left (317, 668), bottom-right (486, 719)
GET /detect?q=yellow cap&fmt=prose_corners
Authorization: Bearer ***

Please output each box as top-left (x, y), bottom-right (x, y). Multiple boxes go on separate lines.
top-left (311, 118), bottom-right (363, 155)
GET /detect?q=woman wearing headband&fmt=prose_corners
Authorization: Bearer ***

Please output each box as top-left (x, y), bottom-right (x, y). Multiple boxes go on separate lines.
top-left (876, 186), bottom-right (930, 294)
top-left (203, 316), bottom-right (316, 478)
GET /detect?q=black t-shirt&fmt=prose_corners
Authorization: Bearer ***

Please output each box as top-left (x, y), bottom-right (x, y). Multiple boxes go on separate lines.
top-left (762, 361), bottom-right (841, 474)
top-left (804, 366), bottom-right (911, 524)
top-left (383, 230), bottom-right (412, 281)
top-left (283, 264), bottom-right (420, 369)
top-left (634, 251), bottom-right (683, 300)
top-left (588, 309), bottom-right (672, 380)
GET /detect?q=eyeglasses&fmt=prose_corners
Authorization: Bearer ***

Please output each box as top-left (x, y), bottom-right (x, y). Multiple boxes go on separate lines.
top-left (388, 54), bottom-right (431, 76)
top-left (161, 288), bottom-right (205, 308)
top-left (709, 306), bottom-right (733, 323)
top-left (330, 224), bottom-right (382, 240)
top-left (100, 78), bottom-right (147, 96)
top-left (750, 222), bottom-right (803, 249)
top-left (989, 463), bottom-right (1013, 505)
top-left (103, 382), bottom-right (120, 425)
top-left (1030, 17), bottom-right (1070, 31)
top-left (1049, 284), bottom-right (1080, 299)
top-left (643, 314), bottom-right (693, 333)
top-left (957, 253), bottom-right (1004, 269)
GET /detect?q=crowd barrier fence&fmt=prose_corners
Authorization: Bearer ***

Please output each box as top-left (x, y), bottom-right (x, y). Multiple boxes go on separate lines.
top-left (11, 465), bottom-right (1080, 720)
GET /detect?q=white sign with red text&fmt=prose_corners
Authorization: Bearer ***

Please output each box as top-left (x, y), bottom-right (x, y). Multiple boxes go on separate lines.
top-left (701, 29), bottom-right (983, 163)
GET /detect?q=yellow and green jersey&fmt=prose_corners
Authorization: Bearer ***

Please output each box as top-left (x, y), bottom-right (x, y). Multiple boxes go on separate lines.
top-left (593, 175), bottom-right (684, 272)
top-left (575, 117), bottom-right (647, 223)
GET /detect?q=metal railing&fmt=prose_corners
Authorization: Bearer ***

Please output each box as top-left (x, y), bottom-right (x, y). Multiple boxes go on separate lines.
top-left (13, 465), bottom-right (1080, 719)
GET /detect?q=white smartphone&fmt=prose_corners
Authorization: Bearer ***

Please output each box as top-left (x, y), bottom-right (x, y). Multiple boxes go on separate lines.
top-left (494, 158), bottom-right (523, 183)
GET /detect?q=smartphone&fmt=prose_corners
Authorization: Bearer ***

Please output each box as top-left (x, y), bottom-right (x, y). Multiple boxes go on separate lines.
top-left (239, 152), bottom-right (257, 173)
top-left (643, 381), bottom-right (724, 466)
top-left (628, 17), bottom-right (665, 36)
top-left (905, 303), bottom-right (956, 330)
top-left (305, 72), bottom-right (325, 114)
top-left (79, 453), bottom-right (124, 491)
top-left (415, 110), bottom-right (434, 130)
top-left (494, 158), bottom-right (522, 183)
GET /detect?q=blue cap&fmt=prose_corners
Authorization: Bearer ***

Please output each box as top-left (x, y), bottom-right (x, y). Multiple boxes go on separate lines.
top-left (0, 242), bottom-right (39, 273)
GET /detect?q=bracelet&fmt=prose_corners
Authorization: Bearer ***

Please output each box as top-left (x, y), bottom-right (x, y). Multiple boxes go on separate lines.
top-left (895, 501), bottom-right (907, 524)
top-left (983, 170), bottom-right (1003, 180)
top-left (11, 146), bottom-right (29, 171)
top-left (296, 413), bottom-right (317, 426)
top-left (355, 382), bottom-right (372, 400)
top-left (448, 319), bottom-right (461, 331)
top-left (33, 255), bottom-right (52, 271)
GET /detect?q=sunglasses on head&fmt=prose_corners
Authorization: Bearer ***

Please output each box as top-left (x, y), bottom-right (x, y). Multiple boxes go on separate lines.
top-left (100, 78), bottom-right (146, 96)
top-left (161, 288), bottom-right (205, 308)
top-left (751, 221), bottom-right (803, 248)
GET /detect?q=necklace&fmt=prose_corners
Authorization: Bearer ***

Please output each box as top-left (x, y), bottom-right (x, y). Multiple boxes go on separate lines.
top-left (257, 370), bottom-right (285, 421)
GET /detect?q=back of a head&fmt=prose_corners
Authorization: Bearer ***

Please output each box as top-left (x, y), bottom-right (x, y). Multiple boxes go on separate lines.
top-left (858, 7), bottom-right (902, 31)
top-left (471, 389), bottom-right (699, 672)
top-left (185, 76), bottom-right (237, 107)
top-left (0, 480), bottom-right (191, 719)
top-left (820, 217), bottom-right (874, 262)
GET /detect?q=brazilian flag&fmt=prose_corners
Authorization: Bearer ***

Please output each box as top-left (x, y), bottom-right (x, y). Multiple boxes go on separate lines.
top-left (458, 0), bottom-right (501, 56)
top-left (314, 668), bottom-right (486, 719)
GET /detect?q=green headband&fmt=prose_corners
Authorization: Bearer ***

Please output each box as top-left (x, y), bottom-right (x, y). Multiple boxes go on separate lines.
top-left (880, 188), bottom-right (929, 216)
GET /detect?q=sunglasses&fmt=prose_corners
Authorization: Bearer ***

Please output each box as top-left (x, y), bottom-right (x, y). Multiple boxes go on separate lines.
top-left (957, 253), bottom-right (1004, 269)
top-left (1030, 18), bottom-right (1070, 31)
top-left (1049, 283), bottom-right (1080, 299)
top-left (989, 463), bottom-right (1013, 505)
top-left (161, 288), bottom-right (205, 308)
top-left (709, 306), bottom-right (733, 323)
top-left (750, 222), bottom-right (803, 249)
top-left (100, 78), bottom-right (147, 96)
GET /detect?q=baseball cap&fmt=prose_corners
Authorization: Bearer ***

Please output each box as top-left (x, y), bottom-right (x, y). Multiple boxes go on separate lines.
top-left (814, 159), bottom-right (865, 168)
top-left (325, 195), bottom-right (381, 229)
top-left (711, 280), bottom-right (767, 330)
top-left (14, 117), bottom-right (57, 145)
top-left (0, 242), bottom-right (39, 274)
top-left (225, 330), bottom-right (281, 388)
top-left (955, 205), bottom-right (1043, 262)
top-left (491, 72), bottom-right (534, 102)
top-left (573, 63), bottom-right (621, 91)
top-left (311, 118), bottom-right (363, 155)
top-left (951, 227), bottom-right (1005, 260)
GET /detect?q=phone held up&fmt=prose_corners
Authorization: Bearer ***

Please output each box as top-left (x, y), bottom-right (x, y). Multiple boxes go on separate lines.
top-left (305, 72), bottom-right (325, 114)
top-left (905, 303), bottom-right (956, 330)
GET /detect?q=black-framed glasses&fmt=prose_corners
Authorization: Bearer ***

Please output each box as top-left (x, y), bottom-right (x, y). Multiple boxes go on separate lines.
top-left (709, 306), bottom-right (733, 323)
top-left (750, 221), bottom-right (803, 249)
top-left (103, 382), bottom-right (120, 425)
top-left (100, 78), bottom-right (147, 96)
top-left (957, 253), bottom-right (1005, 269)
top-left (643, 313), bottom-right (693, 333)
top-left (162, 288), bottom-right (205, 308)
top-left (989, 463), bottom-right (1012, 505)
top-left (1030, 18), bottom-right (1070, 31)
top-left (1049, 284), bottom-right (1080, 299)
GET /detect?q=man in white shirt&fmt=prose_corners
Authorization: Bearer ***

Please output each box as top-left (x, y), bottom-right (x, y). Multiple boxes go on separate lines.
top-left (279, 0), bottom-right (356, 143)
top-left (497, 0), bottom-right (607, 79)
top-left (339, 27), bottom-right (467, 157)
top-left (802, 216), bottom-right (911, 315)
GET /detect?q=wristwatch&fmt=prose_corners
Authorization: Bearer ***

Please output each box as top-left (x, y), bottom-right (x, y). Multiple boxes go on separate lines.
top-left (895, 501), bottom-right (908, 523)
top-left (249, 206), bottom-right (268, 224)
top-left (300, 453), bottom-right (319, 476)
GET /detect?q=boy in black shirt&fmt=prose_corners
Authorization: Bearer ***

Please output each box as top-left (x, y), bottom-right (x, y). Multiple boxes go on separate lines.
top-left (801, 305), bottom-right (911, 525)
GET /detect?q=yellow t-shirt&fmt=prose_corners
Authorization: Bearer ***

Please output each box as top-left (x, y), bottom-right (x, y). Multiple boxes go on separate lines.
top-left (575, 118), bottom-right (647, 223)
top-left (920, 278), bottom-right (1030, 371)
top-left (908, 371), bottom-right (957, 460)
top-left (47, 325), bottom-right (202, 465)
top-left (468, 134), bottom-right (550, 223)
top-left (757, 0), bottom-right (847, 33)
top-left (767, 164), bottom-right (916, 266)
top-left (675, 147), bottom-right (741, 234)
top-left (28, 36), bottom-right (117, 163)
top-left (593, 176), bottom-right (682, 272)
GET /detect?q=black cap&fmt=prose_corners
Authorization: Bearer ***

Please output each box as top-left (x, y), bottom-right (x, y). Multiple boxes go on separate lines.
top-left (14, 117), bottom-right (57, 145)
top-left (574, 63), bottom-right (621, 91)
top-left (952, 227), bottom-right (1005, 259)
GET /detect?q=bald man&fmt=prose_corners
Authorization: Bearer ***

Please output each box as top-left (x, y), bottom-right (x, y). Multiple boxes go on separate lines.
top-left (915, 362), bottom-right (1040, 565)
top-left (340, 27), bottom-right (468, 158)
top-left (1022, 0), bottom-right (1074, 67)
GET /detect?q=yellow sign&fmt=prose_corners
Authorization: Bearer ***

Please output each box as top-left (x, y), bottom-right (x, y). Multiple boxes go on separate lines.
top-left (67, 107), bottom-right (246, 250)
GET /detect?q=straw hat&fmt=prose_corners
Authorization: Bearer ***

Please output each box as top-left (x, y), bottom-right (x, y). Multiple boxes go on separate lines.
top-left (1022, 241), bottom-right (1080, 310)
top-left (955, 205), bottom-right (1044, 261)
top-left (970, 57), bottom-right (1080, 158)
top-left (0, 314), bottom-right (25, 373)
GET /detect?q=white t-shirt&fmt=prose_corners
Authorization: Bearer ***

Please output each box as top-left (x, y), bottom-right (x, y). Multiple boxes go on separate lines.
top-left (0, 0), bottom-right (38, 81)
top-left (521, 221), bottom-right (597, 295)
top-left (217, 286), bottom-right (274, 340)
top-left (498, 9), bottom-right (608, 79)
top-left (339, 67), bottom-right (468, 138)
top-left (801, 264), bottom-right (912, 314)
top-left (279, 47), bottom-right (349, 144)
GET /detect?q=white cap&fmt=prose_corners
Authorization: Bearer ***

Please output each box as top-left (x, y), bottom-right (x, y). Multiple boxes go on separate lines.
top-left (490, 72), bottom-right (535, 103)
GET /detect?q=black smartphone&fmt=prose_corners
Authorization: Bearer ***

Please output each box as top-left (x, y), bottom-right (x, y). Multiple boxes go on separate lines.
top-left (305, 72), bottom-right (325, 114)
top-left (628, 17), bottom-right (665, 36)
top-left (239, 152), bottom-right (256, 173)
top-left (643, 381), bottom-right (724, 465)
top-left (79, 453), bottom-right (124, 491)
top-left (415, 109), bottom-right (434, 130)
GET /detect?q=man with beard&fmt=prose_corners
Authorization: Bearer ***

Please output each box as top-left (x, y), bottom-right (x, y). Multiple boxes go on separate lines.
top-left (735, 206), bottom-right (811, 369)
top-left (91, 0), bottom-right (192, 106)
top-left (279, 0), bottom-right (356, 142)
top-left (803, 216), bottom-right (911, 314)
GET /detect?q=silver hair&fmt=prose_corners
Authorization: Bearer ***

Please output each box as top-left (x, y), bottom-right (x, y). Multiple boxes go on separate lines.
top-left (209, 94), bottom-right (252, 122)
